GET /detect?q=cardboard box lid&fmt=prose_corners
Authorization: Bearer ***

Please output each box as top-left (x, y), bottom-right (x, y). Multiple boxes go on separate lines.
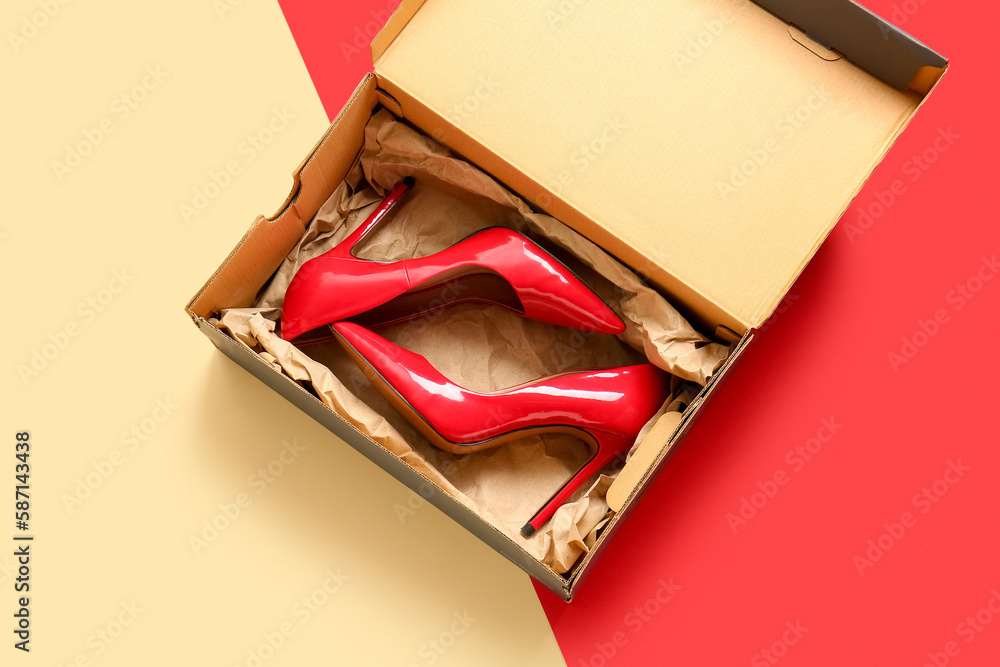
top-left (372, 0), bottom-right (946, 333)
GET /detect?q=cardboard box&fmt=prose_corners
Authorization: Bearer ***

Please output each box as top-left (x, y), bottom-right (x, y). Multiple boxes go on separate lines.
top-left (186, 0), bottom-right (946, 600)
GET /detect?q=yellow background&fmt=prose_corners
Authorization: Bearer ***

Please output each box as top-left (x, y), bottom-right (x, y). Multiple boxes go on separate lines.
top-left (2, 0), bottom-right (564, 664)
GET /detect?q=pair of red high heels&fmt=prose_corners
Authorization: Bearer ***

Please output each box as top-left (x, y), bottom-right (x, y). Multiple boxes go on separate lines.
top-left (281, 179), bottom-right (671, 535)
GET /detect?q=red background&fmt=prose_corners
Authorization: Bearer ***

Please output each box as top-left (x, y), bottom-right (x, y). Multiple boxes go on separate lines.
top-left (277, 2), bottom-right (999, 664)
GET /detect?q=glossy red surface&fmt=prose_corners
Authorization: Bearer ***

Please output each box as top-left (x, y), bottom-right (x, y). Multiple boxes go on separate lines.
top-left (280, 181), bottom-right (624, 340)
top-left (332, 321), bottom-right (672, 533)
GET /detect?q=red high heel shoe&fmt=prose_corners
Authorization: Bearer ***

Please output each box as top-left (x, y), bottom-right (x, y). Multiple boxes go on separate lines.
top-left (330, 321), bottom-right (671, 536)
top-left (280, 179), bottom-right (624, 340)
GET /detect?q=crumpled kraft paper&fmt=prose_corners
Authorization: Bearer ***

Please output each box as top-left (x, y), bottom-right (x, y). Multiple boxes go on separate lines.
top-left (213, 109), bottom-right (729, 574)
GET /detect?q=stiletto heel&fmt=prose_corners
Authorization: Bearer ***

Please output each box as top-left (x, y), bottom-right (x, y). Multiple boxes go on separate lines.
top-left (326, 178), bottom-right (414, 260)
top-left (280, 179), bottom-right (624, 340)
top-left (330, 321), bottom-right (671, 535)
top-left (521, 432), bottom-right (632, 536)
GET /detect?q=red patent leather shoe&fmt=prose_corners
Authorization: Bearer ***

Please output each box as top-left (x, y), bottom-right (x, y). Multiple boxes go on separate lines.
top-left (330, 321), bottom-right (671, 536)
top-left (280, 179), bottom-right (624, 340)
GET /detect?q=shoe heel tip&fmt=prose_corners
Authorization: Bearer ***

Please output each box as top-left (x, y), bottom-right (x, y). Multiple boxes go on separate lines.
top-left (521, 523), bottom-right (536, 537)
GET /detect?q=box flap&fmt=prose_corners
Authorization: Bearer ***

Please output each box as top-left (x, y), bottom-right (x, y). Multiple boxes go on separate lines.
top-left (755, 0), bottom-right (947, 93)
top-left (372, 0), bottom-right (946, 333)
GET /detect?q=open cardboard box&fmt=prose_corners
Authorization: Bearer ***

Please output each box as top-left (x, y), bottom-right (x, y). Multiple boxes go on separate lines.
top-left (185, 0), bottom-right (947, 600)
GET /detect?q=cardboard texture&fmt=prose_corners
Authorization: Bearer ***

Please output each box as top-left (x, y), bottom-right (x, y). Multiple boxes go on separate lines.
top-left (373, 0), bottom-right (946, 333)
top-left (607, 386), bottom-right (698, 513)
top-left (186, 0), bottom-right (946, 599)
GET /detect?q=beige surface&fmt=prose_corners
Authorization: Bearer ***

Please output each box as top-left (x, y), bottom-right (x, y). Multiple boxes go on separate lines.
top-left (1, 1), bottom-right (565, 664)
top-left (377, 0), bottom-right (920, 330)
